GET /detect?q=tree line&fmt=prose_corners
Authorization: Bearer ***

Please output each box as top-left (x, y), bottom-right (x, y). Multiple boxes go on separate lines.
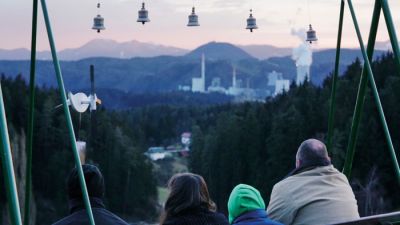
top-left (0, 75), bottom-right (158, 224)
top-left (189, 53), bottom-right (400, 216)
top-left (1, 52), bottom-right (399, 224)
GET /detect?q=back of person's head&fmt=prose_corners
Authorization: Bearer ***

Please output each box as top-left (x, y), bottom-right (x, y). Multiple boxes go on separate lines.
top-left (161, 173), bottom-right (216, 223)
top-left (227, 184), bottom-right (265, 224)
top-left (296, 139), bottom-right (331, 168)
top-left (67, 164), bottom-right (105, 200)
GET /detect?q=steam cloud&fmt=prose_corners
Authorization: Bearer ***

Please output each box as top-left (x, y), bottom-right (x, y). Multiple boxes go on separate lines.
top-left (291, 28), bottom-right (313, 84)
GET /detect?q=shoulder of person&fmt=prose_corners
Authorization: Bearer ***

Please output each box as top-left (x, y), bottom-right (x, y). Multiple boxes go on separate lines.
top-left (93, 208), bottom-right (129, 224)
top-left (233, 218), bottom-right (284, 225)
top-left (316, 165), bottom-right (352, 184)
top-left (51, 212), bottom-right (81, 225)
top-left (271, 175), bottom-right (296, 193)
top-left (210, 211), bottom-right (229, 224)
top-left (289, 165), bottom-right (339, 178)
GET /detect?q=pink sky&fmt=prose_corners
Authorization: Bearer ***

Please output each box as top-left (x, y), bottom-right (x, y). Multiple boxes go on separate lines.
top-left (1, 0), bottom-right (399, 51)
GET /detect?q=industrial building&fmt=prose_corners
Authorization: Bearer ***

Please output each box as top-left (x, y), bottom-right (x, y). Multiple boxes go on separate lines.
top-left (187, 55), bottom-right (292, 101)
top-left (191, 53), bottom-right (206, 93)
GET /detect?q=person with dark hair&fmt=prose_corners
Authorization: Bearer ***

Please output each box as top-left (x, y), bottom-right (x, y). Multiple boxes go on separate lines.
top-left (267, 139), bottom-right (359, 225)
top-left (228, 184), bottom-right (282, 225)
top-left (160, 173), bottom-right (229, 225)
top-left (52, 164), bottom-right (128, 225)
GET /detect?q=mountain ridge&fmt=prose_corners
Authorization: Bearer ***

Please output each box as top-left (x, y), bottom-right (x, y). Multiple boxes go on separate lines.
top-left (1, 39), bottom-right (395, 61)
top-left (0, 39), bottom-right (189, 61)
top-left (185, 41), bottom-right (255, 61)
top-left (0, 48), bottom-right (386, 95)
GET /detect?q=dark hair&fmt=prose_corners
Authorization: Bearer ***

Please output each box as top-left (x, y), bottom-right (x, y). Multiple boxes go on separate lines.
top-left (67, 164), bottom-right (105, 200)
top-left (160, 173), bottom-right (216, 224)
top-left (296, 139), bottom-right (330, 167)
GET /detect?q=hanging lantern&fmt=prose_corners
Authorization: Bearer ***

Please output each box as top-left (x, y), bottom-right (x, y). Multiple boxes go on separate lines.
top-left (137, 2), bottom-right (150, 25)
top-left (92, 3), bottom-right (105, 33)
top-left (187, 7), bottom-right (200, 26)
top-left (92, 15), bottom-right (105, 33)
top-left (306, 24), bottom-right (318, 44)
top-left (246, 9), bottom-right (258, 32)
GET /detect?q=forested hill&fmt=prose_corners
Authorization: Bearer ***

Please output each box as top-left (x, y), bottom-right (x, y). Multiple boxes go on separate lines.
top-left (0, 52), bottom-right (399, 224)
top-left (189, 53), bottom-right (400, 216)
top-left (0, 48), bottom-right (385, 99)
top-left (0, 76), bottom-right (158, 224)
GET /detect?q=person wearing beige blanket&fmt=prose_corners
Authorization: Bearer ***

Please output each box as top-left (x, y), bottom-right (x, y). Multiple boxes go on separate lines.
top-left (267, 139), bottom-right (360, 225)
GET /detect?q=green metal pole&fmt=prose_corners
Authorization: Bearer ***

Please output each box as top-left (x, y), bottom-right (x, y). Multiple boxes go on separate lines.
top-left (343, 0), bottom-right (381, 178)
top-left (0, 84), bottom-right (22, 225)
top-left (380, 0), bottom-right (400, 71)
top-left (24, 0), bottom-right (38, 224)
top-left (327, 0), bottom-right (345, 152)
top-left (39, 0), bottom-right (95, 224)
top-left (345, 0), bottom-right (400, 184)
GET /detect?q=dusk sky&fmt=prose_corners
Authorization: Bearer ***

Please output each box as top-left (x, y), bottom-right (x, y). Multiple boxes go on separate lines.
top-left (1, 0), bottom-right (400, 51)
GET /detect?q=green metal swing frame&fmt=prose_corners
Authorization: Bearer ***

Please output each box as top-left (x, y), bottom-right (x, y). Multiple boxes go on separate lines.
top-left (326, 0), bottom-right (400, 183)
top-left (0, 0), bottom-right (400, 224)
top-left (0, 0), bottom-right (95, 224)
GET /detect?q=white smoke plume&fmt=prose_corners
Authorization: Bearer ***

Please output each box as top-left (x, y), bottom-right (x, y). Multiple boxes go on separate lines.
top-left (291, 28), bottom-right (312, 67)
top-left (291, 28), bottom-right (313, 84)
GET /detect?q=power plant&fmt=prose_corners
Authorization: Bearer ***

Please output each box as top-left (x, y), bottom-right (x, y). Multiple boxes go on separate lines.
top-left (191, 54), bottom-right (206, 93)
top-left (185, 55), bottom-right (292, 101)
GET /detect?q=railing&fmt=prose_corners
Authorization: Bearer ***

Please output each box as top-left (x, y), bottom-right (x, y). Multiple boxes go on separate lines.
top-left (330, 211), bottom-right (400, 225)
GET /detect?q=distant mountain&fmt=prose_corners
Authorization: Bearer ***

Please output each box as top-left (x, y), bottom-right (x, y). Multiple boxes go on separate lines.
top-left (268, 48), bottom-right (385, 85)
top-left (2, 39), bottom-right (396, 62)
top-left (186, 42), bottom-right (254, 61)
top-left (238, 41), bottom-right (397, 60)
top-left (0, 39), bottom-right (189, 60)
top-left (238, 44), bottom-right (292, 59)
top-left (374, 40), bottom-right (400, 51)
top-left (0, 48), bottom-right (50, 60)
top-left (59, 39), bottom-right (189, 60)
top-left (0, 47), bottom-right (386, 106)
top-left (311, 48), bottom-right (383, 84)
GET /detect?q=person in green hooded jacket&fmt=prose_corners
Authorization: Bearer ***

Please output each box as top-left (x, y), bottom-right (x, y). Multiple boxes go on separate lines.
top-left (227, 184), bottom-right (282, 225)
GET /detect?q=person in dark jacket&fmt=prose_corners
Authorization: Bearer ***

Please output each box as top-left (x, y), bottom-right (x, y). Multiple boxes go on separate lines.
top-left (52, 164), bottom-right (128, 225)
top-left (160, 173), bottom-right (229, 225)
top-left (228, 184), bottom-right (282, 225)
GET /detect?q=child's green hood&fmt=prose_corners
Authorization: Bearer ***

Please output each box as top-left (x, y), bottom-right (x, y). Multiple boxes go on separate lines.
top-left (227, 184), bottom-right (266, 223)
